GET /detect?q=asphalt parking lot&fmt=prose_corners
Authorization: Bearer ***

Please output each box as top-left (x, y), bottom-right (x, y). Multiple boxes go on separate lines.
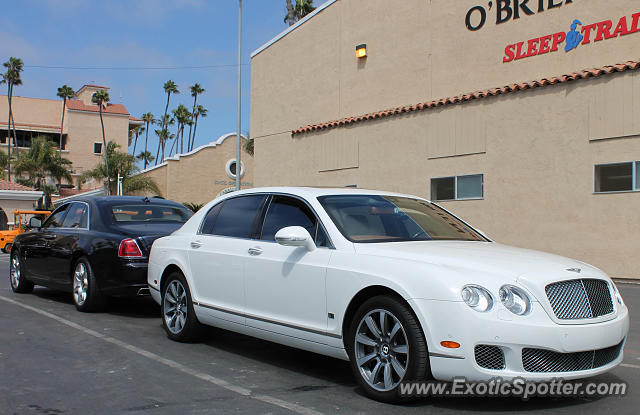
top-left (1, 253), bottom-right (638, 415)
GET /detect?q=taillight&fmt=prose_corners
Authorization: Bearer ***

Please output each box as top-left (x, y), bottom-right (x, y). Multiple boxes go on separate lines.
top-left (119, 238), bottom-right (143, 258)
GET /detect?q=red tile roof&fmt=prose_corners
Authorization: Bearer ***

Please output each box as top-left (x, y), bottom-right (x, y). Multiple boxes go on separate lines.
top-left (0, 180), bottom-right (37, 191)
top-left (66, 99), bottom-right (130, 115)
top-left (292, 59), bottom-right (640, 135)
top-left (129, 115), bottom-right (143, 122)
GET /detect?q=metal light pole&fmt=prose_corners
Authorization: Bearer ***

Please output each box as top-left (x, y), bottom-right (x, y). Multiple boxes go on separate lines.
top-left (235, 0), bottom-right (242, 191)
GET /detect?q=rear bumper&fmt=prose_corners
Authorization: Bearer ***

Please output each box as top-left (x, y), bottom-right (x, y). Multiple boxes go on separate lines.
top-left (100, 261), bottom-right (150, 297)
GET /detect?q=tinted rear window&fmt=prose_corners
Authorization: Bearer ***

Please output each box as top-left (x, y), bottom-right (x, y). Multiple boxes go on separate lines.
top-left (110, 204), bottom-right (192, 223)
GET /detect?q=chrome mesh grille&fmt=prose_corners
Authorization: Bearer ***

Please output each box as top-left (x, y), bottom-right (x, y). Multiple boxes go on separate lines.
top-left (522, 341), bottom-right (623, 373)
top-left (545, 279), bottom-right (613, 320)
top-left (475, 345), bottom-right (505, 370)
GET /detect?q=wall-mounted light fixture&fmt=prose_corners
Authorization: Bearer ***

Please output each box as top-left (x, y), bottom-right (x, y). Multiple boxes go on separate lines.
top-left (355, 44), bottom-right (367, 59)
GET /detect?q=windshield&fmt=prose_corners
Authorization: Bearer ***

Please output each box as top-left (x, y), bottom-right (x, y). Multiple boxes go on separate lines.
top-left (318, 195), bottom-right (486, 243)
top-left (110, 204), bottom-right (192, 223)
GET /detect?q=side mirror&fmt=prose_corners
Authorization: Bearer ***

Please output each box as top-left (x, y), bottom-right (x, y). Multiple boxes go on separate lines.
top-left (29, 217), bottom-right (42, 228)
top-left (275, 226), bottom-right (316, 252)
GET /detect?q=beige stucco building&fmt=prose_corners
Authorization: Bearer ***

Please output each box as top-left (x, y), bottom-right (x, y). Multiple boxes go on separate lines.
top-left (1, 84), bottom-right (140, 182)
top-left (134, 133), bottom-right (253, 204)
top-left (250, 0), bottom-right (640, 278)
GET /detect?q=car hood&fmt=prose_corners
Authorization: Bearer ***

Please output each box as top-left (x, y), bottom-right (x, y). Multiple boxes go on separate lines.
top-left (353, 241), bottom-right (606, 282)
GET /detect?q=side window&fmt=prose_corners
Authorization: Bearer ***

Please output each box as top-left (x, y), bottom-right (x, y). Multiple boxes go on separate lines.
top-left (62, 203), bottom-right (88, 229)
top-left (261, 196), bottom-right (327, 247)
top-left (43, 205), bottom-right (69, 229)
top-left (199, 202), bottom-right (224, 235)
top-left (210, 195), bottom-right (266, 238)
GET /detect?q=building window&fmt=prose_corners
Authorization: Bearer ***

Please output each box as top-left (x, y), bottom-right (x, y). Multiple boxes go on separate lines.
top-left (225, 159), bottom-right (245, 179)
top-left (595, 162), bottom-right (639, 193)
top-left (431, 174), bottom-right (484, 201)
top-left (94, 142), bottom-right (103, 154)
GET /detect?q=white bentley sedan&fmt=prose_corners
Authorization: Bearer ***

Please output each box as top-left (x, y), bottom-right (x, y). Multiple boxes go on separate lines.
top-left (148, 187), bottom-right (629, 402)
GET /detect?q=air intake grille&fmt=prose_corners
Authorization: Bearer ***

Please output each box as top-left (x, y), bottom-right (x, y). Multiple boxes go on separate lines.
top-left (522, 341), bottom-right (623, 373)
top-left (545, 279), bottom-right (613, 320)
top-left (475, 345), bottom-right (505, 370)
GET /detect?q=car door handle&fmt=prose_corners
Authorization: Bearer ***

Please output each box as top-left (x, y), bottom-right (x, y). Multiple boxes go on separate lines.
top-left (43, 234), bottom-right (57, 240)
top-left (248, 247), bottom-right (263, 256)
top-left (190, 241), bottom-right (202, 249)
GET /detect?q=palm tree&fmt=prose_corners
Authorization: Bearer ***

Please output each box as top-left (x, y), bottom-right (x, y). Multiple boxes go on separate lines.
top-left (91, 89), bottom-right (110, 194)
top-left (136, 151), bottom-right (154, 167)
top-left (14, 136), bottom-right (72, 208)
top-left (1, 57), bottom-right (24, 181)
top-left (172, 104), bottom-right (191, 154)
top-left (0, 149), bottom-right (8, 179)
top-left (189, 105), bottom-right (207, 151)
top-left (56, 85), bottom-right (75, 160)
top-left (187, 83), bottom-right (205, 147)
top-left (183, 202), bottom-right (204, 212)
top-left (284, 0), bottom-right (315, 25)
top-left (140, 112), bottom-right (154, 168)
top-left (285, 0), bottom-right (295, 26)
top-left (161, 80), bottom-right (179, 131)
top-left (243, 136), bottom-right (254, 157)
top-left (82, 141), bottom-right (160, 196)
top-left (155, 114), bottom-right (174, 163)
top-left (130, 124), bottom-right (144, 156)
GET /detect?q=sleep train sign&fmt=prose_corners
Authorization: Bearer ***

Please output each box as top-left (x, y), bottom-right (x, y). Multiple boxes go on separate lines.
top-left (502, 12), bottom-right (640, 63)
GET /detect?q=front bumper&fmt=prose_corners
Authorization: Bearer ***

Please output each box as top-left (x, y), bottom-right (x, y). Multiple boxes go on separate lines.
top-left (409, 299), bottom-right (630, 381)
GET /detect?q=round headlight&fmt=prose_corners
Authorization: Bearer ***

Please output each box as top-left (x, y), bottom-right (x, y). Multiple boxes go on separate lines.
top-left (611, 282), bottom-right (624, 306)
top-left (499, 285), bottom-right (531, 316)
top-left (461, 285), bottom-right (493, 312)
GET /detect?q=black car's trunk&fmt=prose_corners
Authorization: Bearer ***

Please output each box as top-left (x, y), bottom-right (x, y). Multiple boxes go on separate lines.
top-left (112, 223), bottom-right (183, 255)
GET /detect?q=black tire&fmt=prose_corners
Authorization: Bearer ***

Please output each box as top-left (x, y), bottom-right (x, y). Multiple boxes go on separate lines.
top-left (161, 272), bottom-right (203, 342)
top-left (346, 295), bottom-right (430, 403)
top-left (72, 257), bottom-right (105, 312)
top-left (9, 249), bottom-right (34, 293)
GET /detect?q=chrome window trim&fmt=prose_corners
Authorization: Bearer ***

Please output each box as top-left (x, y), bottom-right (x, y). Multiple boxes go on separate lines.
top-left (196, 192), bottom-right (335, 249)
top-left (47, 201), bottom-right (91, 231)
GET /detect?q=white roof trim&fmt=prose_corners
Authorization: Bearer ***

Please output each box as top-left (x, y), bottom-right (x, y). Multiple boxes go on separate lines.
top-left (250, 0), bottom-right (338, 58)
top-left (136, 132), bottom-right (247, 175)
top-left (0, 190), bottom-right (44, 201)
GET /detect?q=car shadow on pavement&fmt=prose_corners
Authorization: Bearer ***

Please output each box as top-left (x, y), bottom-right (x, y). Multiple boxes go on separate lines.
top-left (199, 327), bottom-right (356, 389)
top-left (30, 287), bottom-right (160, 318)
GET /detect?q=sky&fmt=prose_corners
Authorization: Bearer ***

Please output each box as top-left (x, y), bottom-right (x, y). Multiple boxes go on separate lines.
top-left (1, 0), bottom-right (299, 164)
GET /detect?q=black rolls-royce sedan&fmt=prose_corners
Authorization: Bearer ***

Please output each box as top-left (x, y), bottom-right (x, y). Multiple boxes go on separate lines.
top-left (9, 196), bottom-right (192, 312)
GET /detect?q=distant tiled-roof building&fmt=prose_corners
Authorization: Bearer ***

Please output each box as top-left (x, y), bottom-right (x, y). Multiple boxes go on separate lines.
top-left (0, 84), bottom-right (142, 183)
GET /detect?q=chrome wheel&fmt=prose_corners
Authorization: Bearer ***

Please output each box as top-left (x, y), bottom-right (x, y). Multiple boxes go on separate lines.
top-left (73, 262), bottom-right (89, 306)
top-left (354, 309), bottom-right (409, 392)
top-left (10, 253), bottom-right (20, 289)
top-left (163, 280), bottom-right (188, 334)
